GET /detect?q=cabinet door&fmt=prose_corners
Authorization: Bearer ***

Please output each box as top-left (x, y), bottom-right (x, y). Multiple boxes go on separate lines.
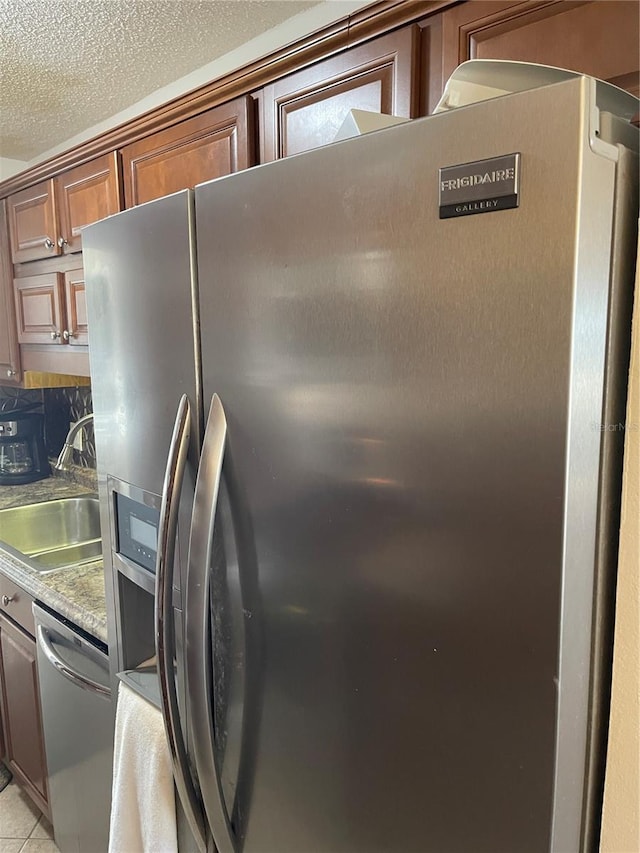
top-left (55, 152), bottom-right (123, 254)
top-left (121, 96), bottom-right (254, 207)
top-left (0, 612), bottom-right (49, 817)
top-left (63, 265), bottom-right (89, 345)
top-left (14, 273), bottom-right (65, 345)
top-left (261, 27), bottom-right (418, 162)
top-left (0, 199), bottom-right (21, 383)
top-left (7, 179), bottom-right (59, 263)
top-left (442, 1), bottom-right (640, 96)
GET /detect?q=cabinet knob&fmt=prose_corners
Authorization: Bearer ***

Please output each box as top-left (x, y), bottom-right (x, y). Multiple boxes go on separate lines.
top-left (44, 237), bottom-right (55, 250)
top-left (57, 236), bottom-right (68, 248)
top-left (6, 369), bottom-right (16, 378)
top-left (62, 329), bottom-right (74, 341)
top-left (1, 594), bottom-right (14, 606)
top-left (50, 330), bottom-right (61, 340)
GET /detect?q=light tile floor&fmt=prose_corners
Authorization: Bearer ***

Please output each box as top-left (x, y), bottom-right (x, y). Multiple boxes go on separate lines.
top-left (0, 782), bottom-right (59, 853)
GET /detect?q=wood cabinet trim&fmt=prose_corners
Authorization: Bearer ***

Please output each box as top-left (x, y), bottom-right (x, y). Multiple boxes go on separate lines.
top-left (13, 252), bottom-right (97, 278)
top-left (346, 0), bottom-right (453, 43)
top-left (0, 199), bottom-right (21, 382)
top-left (0, 0), bottom-right (452, 199)
top-left (20, 346), bottom-right (90, 377)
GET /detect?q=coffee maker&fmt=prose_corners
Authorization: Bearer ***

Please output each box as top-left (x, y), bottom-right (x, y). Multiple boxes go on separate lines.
top-left (0, 412), bottom-right (49, 485)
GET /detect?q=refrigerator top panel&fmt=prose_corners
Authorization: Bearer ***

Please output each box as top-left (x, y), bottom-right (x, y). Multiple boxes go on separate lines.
top-left (193, 76), bottom-right (633, 853)
top-left (82, 189), bottom-right (198, 498)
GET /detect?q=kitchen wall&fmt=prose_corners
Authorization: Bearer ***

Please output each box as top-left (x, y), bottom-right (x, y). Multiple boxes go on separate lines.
top-left (600, 246), bottom-right (640, 853)
top-left (0, 156), bottom-right (28, 181)
top-left (0, 383), bottom-right (95, 468)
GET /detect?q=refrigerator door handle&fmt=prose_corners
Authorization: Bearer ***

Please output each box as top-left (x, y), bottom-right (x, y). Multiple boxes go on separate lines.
top-left (186, 394), bottom-right (237, 853)
top-left (155, 394), bottom-right (208, 853)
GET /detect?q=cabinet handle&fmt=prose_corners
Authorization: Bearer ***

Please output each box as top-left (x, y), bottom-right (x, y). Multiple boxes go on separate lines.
top-left (2, 594), bottom-right (15, 606)
top-left (57, 236), bottom-right (68, 248)
top-left (50, 330), bottom-right (61, 340)
top-left (6, 369), bottom-right (16, 378)
top-left (62, 329), bottom-right (74, 341)
top-left (44, 237), bottom-right (55, 250)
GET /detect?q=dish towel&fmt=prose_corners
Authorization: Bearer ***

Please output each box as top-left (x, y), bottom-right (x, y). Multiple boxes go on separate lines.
top-left (109, 681), bottom-right (178, 853)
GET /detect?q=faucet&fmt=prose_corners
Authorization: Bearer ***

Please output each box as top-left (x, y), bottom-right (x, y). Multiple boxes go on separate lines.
top-left (54, 414), bottom-right (94, 471)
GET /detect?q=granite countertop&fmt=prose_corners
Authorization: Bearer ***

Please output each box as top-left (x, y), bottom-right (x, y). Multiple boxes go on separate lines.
top-left (0, 472), bottom-right (108, 643)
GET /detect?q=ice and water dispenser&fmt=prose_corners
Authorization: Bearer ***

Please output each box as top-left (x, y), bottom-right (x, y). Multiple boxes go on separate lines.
top-left (107, 477), bottom-right (166, 705)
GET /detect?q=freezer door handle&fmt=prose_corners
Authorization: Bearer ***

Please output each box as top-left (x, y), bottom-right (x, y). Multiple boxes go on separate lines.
top-left (155, 394), bottom-right (208, 853)
top-left (36, 625), bottom-right (111, 699)
top-left (186, 394), bottom-right (236, 853)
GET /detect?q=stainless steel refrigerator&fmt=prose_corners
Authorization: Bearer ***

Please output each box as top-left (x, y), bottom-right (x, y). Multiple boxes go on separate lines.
top-left (83, 70), bottom-right (639, 853)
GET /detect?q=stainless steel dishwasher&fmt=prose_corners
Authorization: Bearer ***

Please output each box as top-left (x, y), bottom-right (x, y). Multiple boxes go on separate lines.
top-left (34, 603), bottom-right (115, 853)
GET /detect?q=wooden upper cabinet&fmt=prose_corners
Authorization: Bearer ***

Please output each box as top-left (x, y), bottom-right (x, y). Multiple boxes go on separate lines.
top-left (63, 265), bottom-right (88, 345)
top-left (13, 267), bottom-right (88, 347)
top-left (442, 1), bottom-right (640, 97)
top-left (55, 152), bottom-right (122, 253)
top-left (7, 153), bottom-right (122, 263)
top-left (0, 199), bottom-right (21, 383)
top-left (7, 179), bottom-right (58, 264)
top-left (13, 273), bottom-right (65, 345)
top-left (121, 95), bottom-right (255, 207)
top-left (261, 27), bottom-right (419, 162)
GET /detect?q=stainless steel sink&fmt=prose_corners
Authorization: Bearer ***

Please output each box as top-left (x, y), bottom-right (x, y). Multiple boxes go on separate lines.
top-left (0, 496), bottom-right (102, 573)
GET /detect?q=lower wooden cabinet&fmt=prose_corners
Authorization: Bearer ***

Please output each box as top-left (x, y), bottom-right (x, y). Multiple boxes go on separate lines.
top-left (0, 609), bottom-right (50, 818)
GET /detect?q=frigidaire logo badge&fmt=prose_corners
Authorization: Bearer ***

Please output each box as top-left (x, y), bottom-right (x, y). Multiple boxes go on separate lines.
top-left (439, 153), bottom-right (520, 219)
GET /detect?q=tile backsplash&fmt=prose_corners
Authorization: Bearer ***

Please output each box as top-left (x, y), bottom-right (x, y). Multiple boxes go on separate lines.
top-left (0, 386), bottom-right (41, 413)
top-left (0, 384), bottom-right (95, 468)
top-left (43, 386), bottom-right (95, 467)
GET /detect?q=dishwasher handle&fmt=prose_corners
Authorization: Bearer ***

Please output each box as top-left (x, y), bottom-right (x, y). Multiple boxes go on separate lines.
top-left (36, 625), bottom-right (111, 699)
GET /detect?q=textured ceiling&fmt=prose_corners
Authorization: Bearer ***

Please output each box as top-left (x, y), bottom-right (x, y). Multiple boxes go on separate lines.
top-left (0, 0), bottom-right (318, 161)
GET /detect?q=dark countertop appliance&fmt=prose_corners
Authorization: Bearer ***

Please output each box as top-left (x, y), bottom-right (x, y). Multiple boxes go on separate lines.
top-left (0, 412), bottom-right (49, 485)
